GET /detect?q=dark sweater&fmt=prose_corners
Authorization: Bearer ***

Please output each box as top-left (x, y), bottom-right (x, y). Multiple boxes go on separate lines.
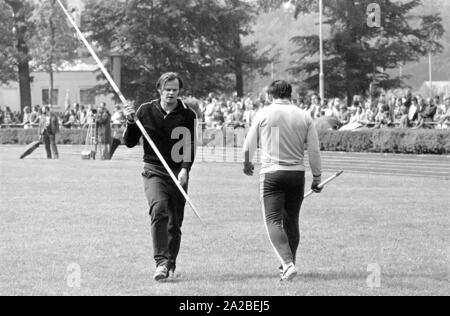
top-left (124, 99), bottom-right (197, 172)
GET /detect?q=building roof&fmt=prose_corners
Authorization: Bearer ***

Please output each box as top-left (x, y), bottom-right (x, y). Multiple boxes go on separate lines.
top-left (57, 60), bottom-right (99, 72)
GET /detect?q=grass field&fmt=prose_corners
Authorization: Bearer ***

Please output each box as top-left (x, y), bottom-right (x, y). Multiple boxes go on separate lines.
top-left (0, 146), bottom-right (449, 296)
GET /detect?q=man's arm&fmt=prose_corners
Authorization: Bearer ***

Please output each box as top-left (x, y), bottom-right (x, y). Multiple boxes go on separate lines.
top-left (242, 113), bottom-right (260, 176)
top-left (123, 106), bottom-right (142, 148)
top-left (306, 116), bottom-right (322, 190)
top-left (181, 110), bottom-right (197, 172)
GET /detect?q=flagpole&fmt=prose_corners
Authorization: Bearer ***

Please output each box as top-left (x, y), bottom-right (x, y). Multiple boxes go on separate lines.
top-left (429, 52), bottom-right (433, 98)
top-left (319, 0), bottom-right (325, 101)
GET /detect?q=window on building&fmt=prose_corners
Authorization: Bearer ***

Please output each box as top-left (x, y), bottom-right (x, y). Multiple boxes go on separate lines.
top-left (42, 89), bottom-right (59, 106)
top-left (80, 88), bottom-right (96, 106)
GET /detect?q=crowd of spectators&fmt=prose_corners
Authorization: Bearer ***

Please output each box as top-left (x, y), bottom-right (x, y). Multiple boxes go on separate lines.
top-left (184, 91), bottom-right (450, 131)
top-left (0, 102), bottom-right (127, 130)
top-left (1, 91), bottom-right (449, 131)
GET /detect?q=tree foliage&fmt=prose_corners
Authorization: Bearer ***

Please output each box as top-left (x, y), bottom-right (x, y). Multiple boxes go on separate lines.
top-left (30, 0), bottom-right (79, 73)
top-left (83, 0), bottom-right (271, 104)
top-left (285, 0), bottom-right (444, 101)
top-left (0, 0), bottom-right (17, 84)
top-left (2, 0), bottom-right (35, 110)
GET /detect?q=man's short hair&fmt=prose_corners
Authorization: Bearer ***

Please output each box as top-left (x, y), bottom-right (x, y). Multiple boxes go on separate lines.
top-left (156, 72), bottom-right (184, 91)
top-left (267, 80), bottom-right (292, 99)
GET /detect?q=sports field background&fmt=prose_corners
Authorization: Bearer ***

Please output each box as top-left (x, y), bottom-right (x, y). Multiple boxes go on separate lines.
top-left (0, 145), bottom-right (449, 296)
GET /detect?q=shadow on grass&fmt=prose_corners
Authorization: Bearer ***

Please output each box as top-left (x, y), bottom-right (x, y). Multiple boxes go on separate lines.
top-left (183, 271), bottom-right (449, 284)
top-left (301, 271), bottom-right (449, 284)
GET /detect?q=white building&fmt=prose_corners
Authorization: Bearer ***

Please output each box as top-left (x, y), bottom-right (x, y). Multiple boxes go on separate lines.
top-left (0, 61), bottom-right (115, 113)
top-left (418, 81), bottom-right (450, 99)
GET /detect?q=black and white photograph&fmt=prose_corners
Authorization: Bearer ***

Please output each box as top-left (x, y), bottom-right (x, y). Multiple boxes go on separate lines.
top-left (0, 0), bottom-right (449, 299)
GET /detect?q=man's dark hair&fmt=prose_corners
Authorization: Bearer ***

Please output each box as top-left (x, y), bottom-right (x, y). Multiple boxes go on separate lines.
top-left (156, 72), bottom-right (184, 91)
top-left (267, 80), bottom-right (292, 99)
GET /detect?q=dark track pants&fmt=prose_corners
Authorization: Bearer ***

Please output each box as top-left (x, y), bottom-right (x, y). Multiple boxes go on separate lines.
top-left (260, 171), bottom-right (305, 266)
top-left (143, 167), bottom-right (186, 268)
top-left (43, 131), bottom-right (59, 159)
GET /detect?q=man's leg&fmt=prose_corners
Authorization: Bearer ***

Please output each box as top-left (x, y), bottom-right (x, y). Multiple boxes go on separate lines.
top-left (283, 172), bottom-right (305, 264)
top-left (142, 171), bottom-right (171, 269)
top-left (50, 134), bottom-right (59, 159)
top-left (43, 132), bottom-right (52, 159)
top-left (260, 172), bottom-right (294, 267)
top-left (167, 181), bottom-right (187, 273)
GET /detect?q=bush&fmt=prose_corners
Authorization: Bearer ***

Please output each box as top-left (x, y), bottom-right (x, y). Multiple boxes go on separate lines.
top-left (1, 127), bottom-right (449, 154)
top-left (0, 128), bottom-right (123, 145)
top-left (319, 128), bottom-right (450, 154)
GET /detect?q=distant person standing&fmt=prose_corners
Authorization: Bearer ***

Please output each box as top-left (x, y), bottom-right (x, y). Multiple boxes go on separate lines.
top-left (39, 105), bottom-right (59, 159)
top-left (243, 80), bottom-right (322, 282)
top-left (22, 106), bottom-right (33, 129)
top-left (96, 102), bottom-right (112, 160)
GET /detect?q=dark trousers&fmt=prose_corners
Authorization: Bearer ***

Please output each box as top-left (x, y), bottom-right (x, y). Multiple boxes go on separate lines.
top-left (260, 171), bottom-right (305, 266)
top-left (143, 167), bottom-right (186, 268)
top-left (43, 131), bottom-right (59, 159)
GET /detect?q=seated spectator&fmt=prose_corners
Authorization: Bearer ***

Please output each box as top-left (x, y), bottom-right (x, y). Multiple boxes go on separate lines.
top-left (111, 105), bottom-right (126, 126)
top-left (84, 105), bottom-right (96, 127)
top-left (212, 106), bottom-right (225, 129)
top-left (377, 100), bottom-right (391, 119)
top-left (227, 106), bottom-right (245, 128)
top-left (323, 99), bottom-right (335, 117)
top-left (22, 106), bottom-right (33, 129)
top-left (434, 96), bottom-right (442, 118)
top-left (393, 98), bottom-right (403, 122)
top-left (374, 109), bottom-right (393, 129)
top-left (297, 97), bottom-right (306, 110)
top-left (243, 102), bottom-right (257, 126)
top-left (398, 103), bottom-right (410, 129)
top-left (436, 95), bottom-right (450, 129)
top-left (62, 104), bottom-right (72, 127)
top-left (204, 98), bottom-right (216, 127)
top-left (3, 106), bottom-right (16, 124)
top-left (362, 101), bottom-right (376, 123)
top-left (331, 98), bottom-right (341, 118)
top-left (78, 105), bottom-right (87, 126)
top-left (74, 103), bottom-right (81, 123)
top-left (14, 111), bottom-right (23, 124)
top-left (63, 110), bottom-right (77, 128)
top-left (307, 94), bottom-right (321, 119)
top-left (30, 105), bottom-right (41, 124)
top-left (338, 105), bottom-right (351, 125)
top-left (340, 105), bottom-right (365, 131)
top-left (414, 98), bottom-right (437, 129)
top-left (350, 105), bottom-right (365, 124)
top-left (408, 97), bottom-right (419, 126)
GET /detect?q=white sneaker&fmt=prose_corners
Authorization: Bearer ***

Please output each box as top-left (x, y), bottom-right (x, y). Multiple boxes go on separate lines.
top-left (281, 263), bottom-right (297, 282)
top-left (153, 265), bottom-right (168, 282)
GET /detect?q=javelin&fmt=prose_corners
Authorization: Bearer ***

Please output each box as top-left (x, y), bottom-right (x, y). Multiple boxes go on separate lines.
top-left (56, 0), bottom-right (203, 223)
top-left (304, 171), bottom-right (344, 199)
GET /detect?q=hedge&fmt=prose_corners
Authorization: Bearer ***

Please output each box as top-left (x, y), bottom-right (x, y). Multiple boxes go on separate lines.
top-left (1, 127), bottom-right (449, 155)
top-left (0, 128), bottom-right (90, 145)
top-left (318, 129), bottom-right (450, 155)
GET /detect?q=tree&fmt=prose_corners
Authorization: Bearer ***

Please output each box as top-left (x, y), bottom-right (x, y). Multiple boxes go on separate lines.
top-left (82, 0), bottom-right (270, 104)
top-left (31, 0), bottom-right (79, 106)
top-left (0, 1), bottom-right (17, 84)
top-left (3, 0), bottom-right (34, 112)
top-left (286, 0), bottom-right (444, 103)
top-left (213, 0), bottom-right (272, 97)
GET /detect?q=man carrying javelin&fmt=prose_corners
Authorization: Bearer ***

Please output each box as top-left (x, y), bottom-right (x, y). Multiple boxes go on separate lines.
top-left (243, 80), bottom-right (322, 281)
top-left (123, 72), bottom-right (197, 282)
